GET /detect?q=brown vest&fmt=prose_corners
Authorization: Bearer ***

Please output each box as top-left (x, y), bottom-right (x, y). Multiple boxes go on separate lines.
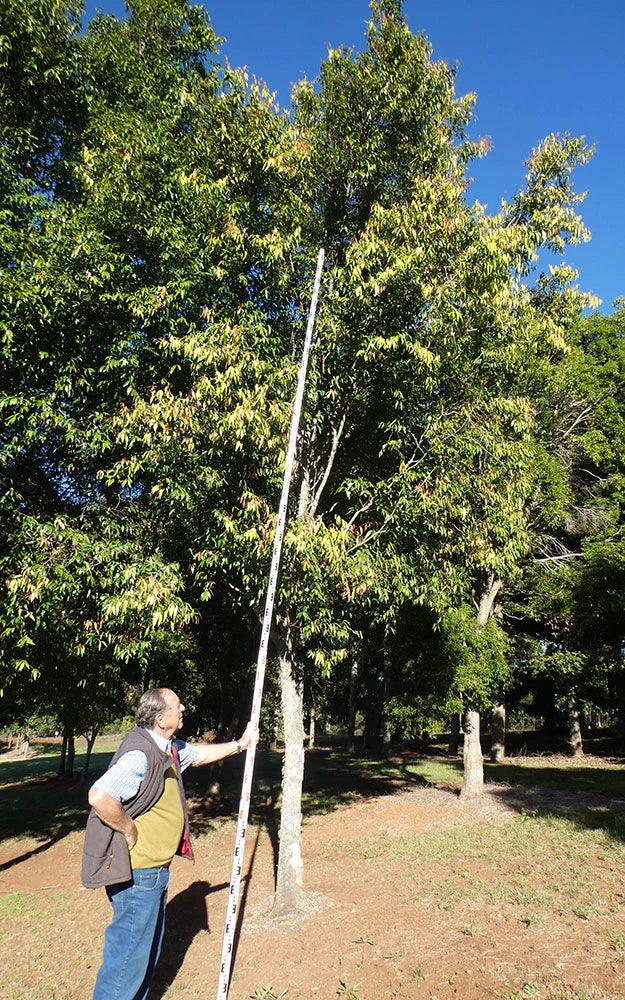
top-left (81, 727), bottom-right (193, 889)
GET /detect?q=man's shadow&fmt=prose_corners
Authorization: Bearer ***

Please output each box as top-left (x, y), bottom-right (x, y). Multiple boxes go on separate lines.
top-left (148, 880), bottom-right (215, 999)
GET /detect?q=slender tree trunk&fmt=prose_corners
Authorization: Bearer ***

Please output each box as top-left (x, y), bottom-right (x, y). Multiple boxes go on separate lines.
top-left (448, 712), bottom-right (461, 756)
top-left (460, 575), bottom-right (502, 800)
top-left (216, 689), bottom-right (225, 739)
top-left (207, 695), bottom-right (239, 795)
top-left (270, 466), bottom-right (318, 916)
top-left (363, 655), bottom-right (381, 748)
top-left (347, 659), bottom-right (358, 752)
top-left (542, 680), bottom-right (558, 738)
top-left (209, 698), bottom-right (249, 795)
top-left (365, 636), bottom-right (387, 749)
top-left (460, 707), bottom-right (484, 800)
top-left (566, 687), bottom-right (584, 757)
top-left (308, 702), bottom-right (316, 748)
top-left (363, 699), bottom-right (380, 748)
top-left (57, 728), bottom-right (68, 777)
top-left (81, 725), bottom-right (99, 783)
top-left (66, 731), bottom-right (75, 778)
top-left (490, 701), bottom-right (506, 763)
top-left (273, 645), bottom-right (306, 917)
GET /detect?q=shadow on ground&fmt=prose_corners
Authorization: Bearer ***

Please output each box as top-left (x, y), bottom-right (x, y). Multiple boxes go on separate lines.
top-left (147, 880), bottom-right (214, 1000)
top-left (182, 749), bottom-right (433, 837)
top-left (0, 751), bottom-right (115, 853)
top-left (494, 780), bottom-right (625, 842)
top-left (419, 755), bottom-right (625, 844)
top-left (3, 745), bottom-right (625, 867)
top-left (0, 748), bottom-right (430, 861)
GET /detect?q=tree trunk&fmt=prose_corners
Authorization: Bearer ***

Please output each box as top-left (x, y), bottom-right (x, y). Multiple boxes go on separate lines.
top-left (448, 712), bottom-right (461, 756)
top-left (81, 725), bottom-right (99, 783)
top-left (308, 702), bottom-right (316, 749)
top-left (57, 728), bottom-right (68, 777)
top-left (566, 687), bottom-right (584, 757)
top-left (460, 707), bottom-right (484, 800)
top-left (490, 701), bottom-right (506, 763)
top-left (541, 680), bottom-right (558, 737)
top-left (66, 731), bottom-right (75, 778)
top-left (216, 689), bottom-right (225, 738)
top-left (363, 658), bottom-right (381, 749)
top-left (460, 575), bottom-right (502, 800)
top-left (273, 646), bottom-right (305, 916)
top-left (347, 659), bottom-right (358, 752)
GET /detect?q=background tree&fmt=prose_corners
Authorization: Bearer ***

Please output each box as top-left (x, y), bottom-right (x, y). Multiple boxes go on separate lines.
top-left (509, 302), bottom-right (625, 753)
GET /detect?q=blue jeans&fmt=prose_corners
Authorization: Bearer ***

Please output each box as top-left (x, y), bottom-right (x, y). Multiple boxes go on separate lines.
top-left (93, 866), bottom-right (170, 1000)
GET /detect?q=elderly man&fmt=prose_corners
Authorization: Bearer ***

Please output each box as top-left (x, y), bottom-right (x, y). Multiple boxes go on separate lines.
top-left (82, 687), bottom-right (254, 1000)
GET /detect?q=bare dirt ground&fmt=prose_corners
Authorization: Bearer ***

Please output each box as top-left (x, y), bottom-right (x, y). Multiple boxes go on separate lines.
top-left (2, 770), bottom-right (625, 1000)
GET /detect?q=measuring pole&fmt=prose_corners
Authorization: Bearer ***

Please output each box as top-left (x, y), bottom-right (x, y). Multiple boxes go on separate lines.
top-left (216, 248), bottom-right (325, 1000)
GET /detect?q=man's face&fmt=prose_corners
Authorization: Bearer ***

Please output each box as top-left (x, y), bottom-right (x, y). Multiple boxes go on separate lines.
top-left (157, 691), bottom-right (185, 738)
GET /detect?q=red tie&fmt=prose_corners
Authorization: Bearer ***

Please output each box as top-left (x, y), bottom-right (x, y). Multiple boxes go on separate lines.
top-left (170, 741), bottom-right (193, 860)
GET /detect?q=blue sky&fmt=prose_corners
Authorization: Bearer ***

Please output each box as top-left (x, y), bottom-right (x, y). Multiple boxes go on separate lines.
top-left (84, 1), bottom-right (625, 312)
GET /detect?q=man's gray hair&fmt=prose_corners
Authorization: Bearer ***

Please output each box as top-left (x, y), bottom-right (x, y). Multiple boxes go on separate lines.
top-left (135, 688), bottom-right (171, 729)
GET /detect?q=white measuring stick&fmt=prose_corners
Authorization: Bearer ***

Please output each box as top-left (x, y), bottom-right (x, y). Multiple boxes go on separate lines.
top-left (215, 248), bottom-right (325, 1000)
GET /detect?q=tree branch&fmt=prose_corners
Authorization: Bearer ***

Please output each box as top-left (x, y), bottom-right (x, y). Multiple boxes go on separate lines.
top-left (346, 499), bottom-right (373, 531)
top-left (308, 411), bottom-right (347, 517)
top-left (561, 402), bottom-right (595, 440)
top-left (535, 552), bottom-right (582, 563)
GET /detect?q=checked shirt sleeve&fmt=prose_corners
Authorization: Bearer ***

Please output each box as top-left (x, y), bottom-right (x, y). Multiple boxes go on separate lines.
top-left (173, 739), bottom-right (200, 772)
top-left (91, 750), bottom-right (148, 803)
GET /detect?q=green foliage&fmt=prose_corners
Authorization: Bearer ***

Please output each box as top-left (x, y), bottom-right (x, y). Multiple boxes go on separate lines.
top-left (250, 988), bottom-right (289, 1000)
top-left (337, 979), bottom-right (363, 1000)
top-left (0, 713), bottom-right (57, 738)
top-left (508, 303), bottom-right (625, 720)
top-left (1, 0), bottom-right (621, 751)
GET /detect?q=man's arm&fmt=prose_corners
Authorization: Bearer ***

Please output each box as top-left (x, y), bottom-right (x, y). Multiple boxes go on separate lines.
top-left (190, 723), bottom-right (256, 767)
top-left (87, 748), bottom-right (147, 848)
top-left (88, 785), bottom-right (138, 848)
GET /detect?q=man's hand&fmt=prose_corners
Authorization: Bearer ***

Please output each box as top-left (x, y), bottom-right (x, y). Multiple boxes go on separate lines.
top-left (124, 823), bottom-right (138, 850)
top-left (88, 785), bottom-right (138, 849)
top-left (237, 722), bottom-right (259, 752)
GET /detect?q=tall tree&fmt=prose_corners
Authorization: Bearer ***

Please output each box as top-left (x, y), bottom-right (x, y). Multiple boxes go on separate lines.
top-left (1, 0), bottom-right (226, 727)
top-left (1, 0), bottom-right (608, 917)
top-left (510, 303), bottom-right (625, 752)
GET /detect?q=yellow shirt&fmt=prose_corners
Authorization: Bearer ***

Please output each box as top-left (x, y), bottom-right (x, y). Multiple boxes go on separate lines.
top-left (129, 763), bottom-right (184, 869)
